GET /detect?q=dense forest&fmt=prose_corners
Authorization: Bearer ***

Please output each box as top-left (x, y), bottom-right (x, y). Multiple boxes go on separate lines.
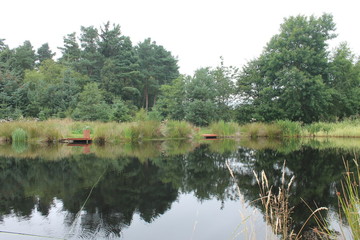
top-left (0, 13), bottom-right (359, 125)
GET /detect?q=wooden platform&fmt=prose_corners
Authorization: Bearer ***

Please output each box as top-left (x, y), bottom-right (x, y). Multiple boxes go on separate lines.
top-left (61, 138), bottom-right (92, 143)
top-left (60, 129), bottom-right (92, 143)
top-left (202, 134), bottom-right (218, 139)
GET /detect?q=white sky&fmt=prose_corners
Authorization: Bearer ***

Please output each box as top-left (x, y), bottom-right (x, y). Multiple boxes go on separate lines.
top-left (1, 0), bottom-right (359, 75)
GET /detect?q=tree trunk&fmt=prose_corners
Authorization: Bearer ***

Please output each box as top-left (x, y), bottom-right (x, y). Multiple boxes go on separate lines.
top-left (144, 86), bottom-right (149, 111)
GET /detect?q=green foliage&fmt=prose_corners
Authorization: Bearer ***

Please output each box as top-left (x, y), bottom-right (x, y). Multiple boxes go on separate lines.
top-left (236, 14), bottom-right (346, 123)
top-left (148, 106), bottom-right (163, 121)
top-left (134, 108), bottom-right (148, 121)
top-left (37, 43), bottom-right (55, 64)
top-left (136, 38), bottom-right (179, 110)
top-left (111, 98), bottom-right (131, 122)
top-left (0, 16), bottom-right (359, 124)
top-left (11, 128), bottom-right (28, 143)
top-left (72, 82), bottom-right (111, 121)
top-left (186, 99), bottom-right (218, 126)
top-left (156, 76), bottom-right (186, 120)
top-left (306, 123), bottom-right (323, 136)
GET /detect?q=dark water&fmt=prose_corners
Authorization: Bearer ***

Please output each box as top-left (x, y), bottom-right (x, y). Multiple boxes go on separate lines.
top-left (0, 138), bottom-right (357, 239)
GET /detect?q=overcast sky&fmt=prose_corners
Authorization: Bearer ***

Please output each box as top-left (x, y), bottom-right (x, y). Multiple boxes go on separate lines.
top-left (1, 0), bottom-right (359, 75)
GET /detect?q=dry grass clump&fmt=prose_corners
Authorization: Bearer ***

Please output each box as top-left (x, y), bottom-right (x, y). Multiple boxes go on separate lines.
top-left (254, 161), bottom-right (296, 239)
top-left (241, 122), bottom-right (282, 138)
top-left (92, 122), bottom-right (128, 143)
top-left (164, 120), bottom-right (194, 139)
top-left (253, 162), bottom-right (331, 240)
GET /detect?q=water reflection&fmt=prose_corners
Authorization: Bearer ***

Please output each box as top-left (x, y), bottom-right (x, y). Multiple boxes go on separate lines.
top-left (0, 138), bottom-right (358, 239)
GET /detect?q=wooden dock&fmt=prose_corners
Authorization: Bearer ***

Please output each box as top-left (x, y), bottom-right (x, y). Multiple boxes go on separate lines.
top-left (60, 129), bottom-right (92, 143)
top-left (202, 134), bottom-right (218, 139)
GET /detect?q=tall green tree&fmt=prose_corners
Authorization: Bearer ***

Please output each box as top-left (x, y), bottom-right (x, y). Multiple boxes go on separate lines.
top-left (100, 36), bottom-right (140, 104)
top-left (237, 14), bottom-right (337, 123)
top-left (77, 26), bottom-right (104, 81)
top-left (156, 76), bottom-right (187, 120)
top-left (136, 38), bottom-right (179, 110)
top-left (327, 43), bottom-right (360, 119)
top-left (72, 82), bottom-right (111, 121)
top-left (98, 22), bottom-right (123, 58)
top-left (22, 60), bottom-right (86, 118)
top-left (185, 68), bottom-right (219, 125)
top-left (8, 41), bottom-right (37, 77)
top-left (37, 43), bottom-right (55, 65)
top-left (58, 32), bottom-right (81, 65)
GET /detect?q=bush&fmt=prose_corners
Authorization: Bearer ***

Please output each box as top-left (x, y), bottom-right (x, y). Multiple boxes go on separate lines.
top-left (134, 108), bottom-right (148, 121)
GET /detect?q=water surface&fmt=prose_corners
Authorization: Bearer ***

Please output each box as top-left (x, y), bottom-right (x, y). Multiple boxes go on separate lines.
top-left (0, 138), bottom-right (357, 239)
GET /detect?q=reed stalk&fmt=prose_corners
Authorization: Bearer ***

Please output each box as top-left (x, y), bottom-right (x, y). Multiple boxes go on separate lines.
top-left (338, 159), bottom-right (360, 239)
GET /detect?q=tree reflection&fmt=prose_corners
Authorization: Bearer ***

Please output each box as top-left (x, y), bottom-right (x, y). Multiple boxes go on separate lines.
top-left (0, 140), bottom-right (358, 237)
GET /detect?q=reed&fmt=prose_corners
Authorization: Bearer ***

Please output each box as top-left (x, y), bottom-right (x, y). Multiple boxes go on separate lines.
top-left (209, 121), bottom-right (240, 137)
top-left (93, 121), bottom-right (128, 143)
top-left (254, 161), bottom-right (296, 239)
top-left (241, 122), bottom-right (282, 138)
top-left (11, 128), bottom-right (28, 143)
top-left (275, 120), bottom-right (302, 137)
top-left (338, 159), bottom-right (360, 239)
top-left (164, 120), bottom-right (194, 139)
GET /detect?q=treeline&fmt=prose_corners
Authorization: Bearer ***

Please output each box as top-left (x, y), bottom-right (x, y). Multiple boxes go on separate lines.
top-left (0, 22), bottom-right (179, 121)
top-left (1, 14), bottom-right (360, 125)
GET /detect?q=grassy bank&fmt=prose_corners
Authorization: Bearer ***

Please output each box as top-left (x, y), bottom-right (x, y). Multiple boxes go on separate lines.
top-left (0, 119), bottom-right (197, 143)
top-left (2, 119), bottom-right (360, 143)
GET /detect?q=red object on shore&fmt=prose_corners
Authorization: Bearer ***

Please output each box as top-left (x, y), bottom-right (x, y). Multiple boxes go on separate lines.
top-left (202, 134), bottom-right (218, 139)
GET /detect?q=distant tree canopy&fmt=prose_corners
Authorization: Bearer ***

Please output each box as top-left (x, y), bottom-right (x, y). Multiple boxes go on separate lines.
top-left (0, 14), bottom-right (359, 125)
top-left (236, 14), bottom-right (360, 123)
top-left (0, 22), bottom-right (179, 121)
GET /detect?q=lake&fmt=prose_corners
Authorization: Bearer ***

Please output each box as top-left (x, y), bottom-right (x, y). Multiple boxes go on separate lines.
top-left (0, 138), bottom-right (357, 239)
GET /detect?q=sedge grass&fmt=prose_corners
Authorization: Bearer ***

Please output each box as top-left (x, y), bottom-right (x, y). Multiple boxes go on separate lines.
top-left (2, 119), bottom-right (360, 143)
top-left (164, 120), bottom-right (194, 139)
top-left (241, 122), bottom-right (283, 138)
top-left (338, 159), bottom-right (360, 239)
top-left (11, 128), bottom-right (28, 143)
top-left (209, 121), bottom-right (240, 137)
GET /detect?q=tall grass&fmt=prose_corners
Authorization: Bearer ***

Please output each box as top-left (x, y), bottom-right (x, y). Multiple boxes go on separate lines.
top-left (11, 128), bottom-right (28, 143)
top-left (0, 120), bottom-right (66, 142)
top-left (304, 120), bottom-right (360, 137)
top-left (338, 159), bottom-right (360, 239)
top-left (275, 120), bottom-right (302, 137)
top-left (2, 119), bottom-right (360, 143)
top-left (254, 162), bottom-right (296, 239)
top-left (93, 122), bottom-right (127, 143)
top-left (165, 120), bottom-right (193, 139)
top-left (241, 122), bottom-right (282, 138)
top-left (209, 121), bottom-right (240, 137)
